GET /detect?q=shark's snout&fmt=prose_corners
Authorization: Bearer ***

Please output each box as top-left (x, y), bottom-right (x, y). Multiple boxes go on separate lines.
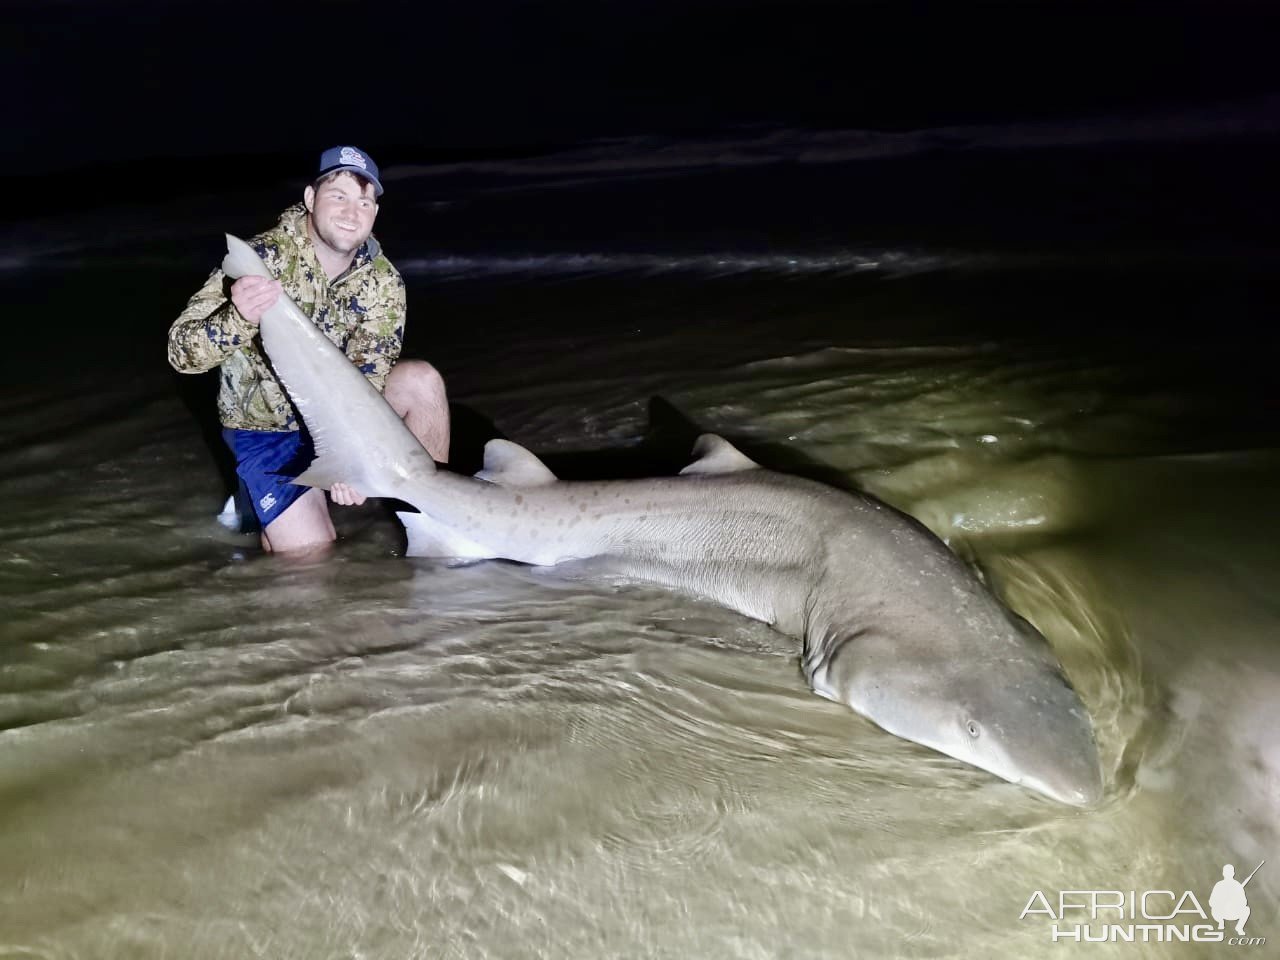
top-left (989, 689), bottom-right (1104, 807)
top-left (821, 625), bottom-right (1104, 807)
top-left (1022, 756), bottom-right (1104, 807)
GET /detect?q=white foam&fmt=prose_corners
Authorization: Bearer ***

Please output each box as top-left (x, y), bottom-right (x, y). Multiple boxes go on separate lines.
top-left (395, 247), bottom-right (988, 281)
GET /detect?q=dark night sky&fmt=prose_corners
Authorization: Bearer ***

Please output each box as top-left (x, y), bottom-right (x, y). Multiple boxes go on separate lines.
top-left (5, 0), bottom-right (1277, 182)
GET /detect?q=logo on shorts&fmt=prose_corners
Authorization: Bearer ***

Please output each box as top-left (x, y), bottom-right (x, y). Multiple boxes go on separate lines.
top-left (259, 492), bottom-right (277, 512)
top-left (339, 147), bottom-right (367, 170)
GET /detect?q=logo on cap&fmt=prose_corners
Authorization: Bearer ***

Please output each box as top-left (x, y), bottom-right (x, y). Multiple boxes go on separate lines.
top-left (338, 147), bottom-right (367, 170)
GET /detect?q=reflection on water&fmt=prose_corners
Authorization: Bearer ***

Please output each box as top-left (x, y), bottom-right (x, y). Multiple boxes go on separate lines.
top-left (1, 316), bottom-right (1276, 958)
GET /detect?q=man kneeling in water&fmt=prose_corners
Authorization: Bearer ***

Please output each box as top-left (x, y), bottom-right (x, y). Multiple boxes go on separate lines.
top-left (168, 145), bottom-right (449, 552)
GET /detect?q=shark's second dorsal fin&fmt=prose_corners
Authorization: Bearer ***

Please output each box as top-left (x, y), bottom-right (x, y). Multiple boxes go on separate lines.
top-left (679, 434), bottom-right (759, 475)
top-left (475, 439), bottom-right (558, 486)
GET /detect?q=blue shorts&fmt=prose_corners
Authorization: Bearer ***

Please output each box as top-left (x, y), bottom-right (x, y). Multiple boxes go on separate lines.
top-left (222, 428), bottom-right (316, 526)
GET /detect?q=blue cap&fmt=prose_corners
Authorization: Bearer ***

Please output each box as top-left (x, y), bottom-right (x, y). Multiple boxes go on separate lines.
top-left (316, 145), bottom-right (383, 197)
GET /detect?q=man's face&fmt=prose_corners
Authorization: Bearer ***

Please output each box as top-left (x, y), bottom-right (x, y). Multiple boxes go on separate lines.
top-left (304, 173), bottom-right (379, 258)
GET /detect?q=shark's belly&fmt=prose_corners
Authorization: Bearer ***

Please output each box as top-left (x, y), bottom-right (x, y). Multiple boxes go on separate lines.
top-left (530, 501), bottom-right (821, 634)
top-left (604, 553), bottom-right (814, 631)
top-left (430, 472), bottom-right (836, 633)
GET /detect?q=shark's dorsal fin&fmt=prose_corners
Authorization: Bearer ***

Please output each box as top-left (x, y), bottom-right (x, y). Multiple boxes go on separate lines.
top-left (475, 439), bottom-right (558, 486)
top-left (292, 422), bottom-right (437, 491)
top-left (679, 434), bottom-right (759, 475)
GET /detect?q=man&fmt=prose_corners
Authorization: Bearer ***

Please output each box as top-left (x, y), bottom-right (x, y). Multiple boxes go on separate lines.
top-left (168, 145), bottom-right (449, 552)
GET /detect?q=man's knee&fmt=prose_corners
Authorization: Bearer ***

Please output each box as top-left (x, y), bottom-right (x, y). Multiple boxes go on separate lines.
top-left (385, 359), bottom-right (451, 462)
top-left (386, 359), bottom-right (447, 407)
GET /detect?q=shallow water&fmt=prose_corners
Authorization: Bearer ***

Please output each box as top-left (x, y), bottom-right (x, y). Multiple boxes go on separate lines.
top-left (2, 286), bottom-right (1276, 957)
top-left (4, 123), bottom-right (1279, 956)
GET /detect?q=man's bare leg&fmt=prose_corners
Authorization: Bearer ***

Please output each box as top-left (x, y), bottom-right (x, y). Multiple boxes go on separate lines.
top-left (384, 359), bottom-right (450, 462)
top-left (260, 487), bottom-right (336, 553)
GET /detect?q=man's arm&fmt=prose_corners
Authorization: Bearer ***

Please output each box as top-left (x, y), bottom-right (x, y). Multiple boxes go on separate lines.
top-left (166, 268), bottom-right (261, 373)
top-left (168, 273), bottom-right (285, 373)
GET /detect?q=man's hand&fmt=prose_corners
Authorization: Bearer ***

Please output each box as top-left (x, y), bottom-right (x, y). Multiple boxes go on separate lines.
top-left (330, 482), bottom-right (367, 507)
top-left (230, 276), bottom-right (283, 326)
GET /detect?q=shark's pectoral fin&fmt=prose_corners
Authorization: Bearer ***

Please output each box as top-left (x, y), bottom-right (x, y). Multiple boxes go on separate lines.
top-left (679, 434), bottom-right (760, 475)
top-left (475, 439), bottom-right (558, 486)
top-left (396, 511), bottom-right (495, 560)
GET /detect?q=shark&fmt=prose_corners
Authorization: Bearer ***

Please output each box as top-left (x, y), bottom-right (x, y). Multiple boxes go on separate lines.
top-left (222, 234), bottom-right (1104, 806)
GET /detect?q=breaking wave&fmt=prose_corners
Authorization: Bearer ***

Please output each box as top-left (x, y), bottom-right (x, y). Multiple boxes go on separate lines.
top-left (394, 247), bottom-right (995, 280)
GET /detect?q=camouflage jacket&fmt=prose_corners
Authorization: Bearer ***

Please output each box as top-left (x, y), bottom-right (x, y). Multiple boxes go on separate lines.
top-left (167, 203), bottom-right (406, 431)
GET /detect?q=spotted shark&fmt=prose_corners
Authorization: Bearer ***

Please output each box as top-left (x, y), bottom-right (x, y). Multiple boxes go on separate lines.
top-left (222, 234), bottom-right (1103, 806)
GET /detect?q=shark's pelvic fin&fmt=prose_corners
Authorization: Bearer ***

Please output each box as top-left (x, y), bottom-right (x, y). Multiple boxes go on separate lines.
top-left (475, 439), bottom-right (558, 486)
top-left (396, 511), bottom-right (494, 559)
top-left (679, 434), bottom-right (759, 475)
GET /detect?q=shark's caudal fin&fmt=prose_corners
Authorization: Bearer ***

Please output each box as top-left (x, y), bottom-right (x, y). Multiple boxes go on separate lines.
top-left (223, 232), bottom-right (349, 490)
top-left (679, 434), bottom-right (760, 475)
top-left (222, 234), bottom-right (274, 281)
top-left (475, 439), bottom-right (558, 486)
top-left (293, 456), bottom-right (359, 490)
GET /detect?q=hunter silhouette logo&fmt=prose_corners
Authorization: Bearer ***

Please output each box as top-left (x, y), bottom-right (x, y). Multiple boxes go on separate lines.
top-left (1210, 861), bottom-right (1264, 936)
top-left (1020, 858), bottom-right (1267, 945)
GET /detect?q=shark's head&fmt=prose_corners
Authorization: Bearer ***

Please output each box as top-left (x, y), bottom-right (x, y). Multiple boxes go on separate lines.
top-left (820, 616), bottom-right (1103, 807)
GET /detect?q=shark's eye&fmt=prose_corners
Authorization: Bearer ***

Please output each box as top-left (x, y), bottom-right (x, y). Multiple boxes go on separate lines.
top-left (966, 720), bottom-right (981, 739)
